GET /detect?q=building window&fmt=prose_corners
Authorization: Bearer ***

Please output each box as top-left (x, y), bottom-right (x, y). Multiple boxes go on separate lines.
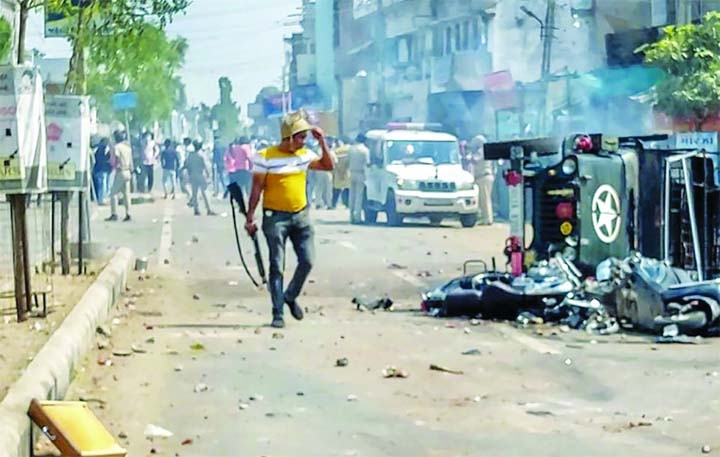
top-left (397, 36), bottom-right (412, 64)
top-left (462, 20), bottom-right (470, 50)
top-left (433, 28), bottom-right (443, 56)
top-left (445, 27), bottom-right (452, 55)
top-left (455, 23), bottom-right (461, 51)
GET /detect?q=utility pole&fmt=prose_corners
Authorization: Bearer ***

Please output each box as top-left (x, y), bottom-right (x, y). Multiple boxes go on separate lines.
top-left (373, 0), bottom-right (386, 126)
top-left (521, 0), bottom-right (556, 134)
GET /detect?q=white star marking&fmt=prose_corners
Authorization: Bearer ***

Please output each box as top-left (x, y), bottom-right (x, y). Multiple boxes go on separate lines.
top-left (591, 185), bottom-right (621, 244)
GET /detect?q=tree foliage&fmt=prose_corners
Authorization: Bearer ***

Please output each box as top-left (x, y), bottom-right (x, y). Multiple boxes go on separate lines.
top-left (86, 23), bottom-right (188, 125)
top-left (641, 11), bottom-right (720, 130)
top-left (17, 0), bottom-right (190, 123)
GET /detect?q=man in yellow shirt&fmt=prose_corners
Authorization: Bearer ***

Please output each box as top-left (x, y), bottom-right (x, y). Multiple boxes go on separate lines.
top-left (245, 111), bottom-right (335, 328)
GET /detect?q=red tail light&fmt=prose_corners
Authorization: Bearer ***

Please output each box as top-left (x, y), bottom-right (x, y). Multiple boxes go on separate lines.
top-left (555, 202), bottom-right (574, 219)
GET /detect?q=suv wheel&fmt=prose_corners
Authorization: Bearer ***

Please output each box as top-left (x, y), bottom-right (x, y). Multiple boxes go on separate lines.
top-left (460, 213), bottom-right (478, 228)
top-left (386, 190), bottom-right (403, 226)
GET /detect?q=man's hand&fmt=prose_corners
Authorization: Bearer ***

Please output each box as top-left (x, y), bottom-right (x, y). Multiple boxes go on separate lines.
top-left (245, 218), bottom-right (258, 236)
top-left (311, 126), bottom-right (325, 141)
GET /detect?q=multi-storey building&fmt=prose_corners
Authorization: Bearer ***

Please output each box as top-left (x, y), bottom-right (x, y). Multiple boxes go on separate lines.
top-left (317, 0), bottom-right (695, 139)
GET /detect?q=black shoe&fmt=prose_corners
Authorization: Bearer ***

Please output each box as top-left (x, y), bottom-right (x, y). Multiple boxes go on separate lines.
top-left (271, 317), bottom-right (285, 328)
top-left (123, 215), bottom-right (131, 222)
top-left (105, 214), bottom-right (118, 222)
top-left (285, 298), bottom-right (304, 321)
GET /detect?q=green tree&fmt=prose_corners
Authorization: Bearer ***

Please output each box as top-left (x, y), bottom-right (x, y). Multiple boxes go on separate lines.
top-left (641, 11), bottom-right (720, 131)
top-left (86, 23), bottom-right (188, 125)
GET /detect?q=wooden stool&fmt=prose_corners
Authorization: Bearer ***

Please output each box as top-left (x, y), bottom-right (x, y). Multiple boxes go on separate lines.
top-left (27, 399), bottom-right (127, 457)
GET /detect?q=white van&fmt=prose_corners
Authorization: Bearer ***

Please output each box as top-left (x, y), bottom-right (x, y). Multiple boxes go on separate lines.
top-left (363, 123), bottom-right (479, 227)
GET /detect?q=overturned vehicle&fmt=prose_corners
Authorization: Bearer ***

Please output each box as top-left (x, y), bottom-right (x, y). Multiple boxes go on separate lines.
top-left (424, 133), bottom-right (720, 336)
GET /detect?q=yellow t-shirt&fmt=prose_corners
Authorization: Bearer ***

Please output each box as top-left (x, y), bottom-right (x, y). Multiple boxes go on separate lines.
top-left (252, 145), bottom-right (319, 213)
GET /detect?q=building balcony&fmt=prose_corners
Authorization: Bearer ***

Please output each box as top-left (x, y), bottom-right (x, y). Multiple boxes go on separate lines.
top-left (430, 50), bottom-right (492, 94)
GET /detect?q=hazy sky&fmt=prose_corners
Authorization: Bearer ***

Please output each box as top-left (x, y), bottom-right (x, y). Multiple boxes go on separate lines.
top-left (26, 0), bottom-right (303, 115)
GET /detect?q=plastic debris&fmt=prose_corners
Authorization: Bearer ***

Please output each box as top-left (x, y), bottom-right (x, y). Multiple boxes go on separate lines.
top-left (336, 357), bottom-right (349, 367)
top-left (144, 424), bottom-right (173, 438)
top-left (382, 366), bottom-right (409, 378)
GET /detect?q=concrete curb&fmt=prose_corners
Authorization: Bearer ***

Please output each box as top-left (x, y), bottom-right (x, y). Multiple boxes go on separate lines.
top-left (0, 247), bottom-right (134, 457)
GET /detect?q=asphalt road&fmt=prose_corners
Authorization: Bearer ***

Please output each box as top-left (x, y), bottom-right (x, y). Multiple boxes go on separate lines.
top-left (56, 194), bottom-right (720, 457)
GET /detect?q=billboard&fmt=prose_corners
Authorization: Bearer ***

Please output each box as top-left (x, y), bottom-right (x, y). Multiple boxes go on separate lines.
top-left (45, 95), bottom-right (91, 191)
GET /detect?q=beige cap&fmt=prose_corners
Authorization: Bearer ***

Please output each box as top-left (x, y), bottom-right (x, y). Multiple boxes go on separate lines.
top-left (281, 110), bottom-right (313, 139)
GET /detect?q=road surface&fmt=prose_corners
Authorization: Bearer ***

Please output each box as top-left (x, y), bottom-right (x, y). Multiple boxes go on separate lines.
top-left (52, 195), bottom-right (720, 457)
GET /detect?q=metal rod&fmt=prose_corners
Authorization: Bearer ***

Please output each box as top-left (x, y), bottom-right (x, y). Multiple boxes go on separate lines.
top-left (682, 158), bottom-right (703, 280)
top-left (50, 191), bottom-right (55, 272)
top-left (663, 158), bottom-right (670, 262)
top-left (78, 191), bottom-right (84, 275)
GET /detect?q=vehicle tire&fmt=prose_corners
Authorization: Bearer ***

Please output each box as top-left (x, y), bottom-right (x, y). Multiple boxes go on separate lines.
top-left (363, 193), bottom-right (378, 225)
top-left (429, 216), bottom-right (443, 226)
top-left (386, 190), bottom-right (403, 226)
top-left (460, 213), bottom-right (478, 228)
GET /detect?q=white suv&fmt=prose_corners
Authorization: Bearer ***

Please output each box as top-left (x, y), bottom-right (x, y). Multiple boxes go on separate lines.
top-left (363, 123), bottom-right (479, 228)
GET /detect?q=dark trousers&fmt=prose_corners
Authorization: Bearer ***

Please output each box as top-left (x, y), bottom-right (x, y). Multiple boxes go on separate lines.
top-left (332, 188), bottom-right (349, 208)
top-left (142, 164), bottom-right (154, 192)
top-left (262, 207), bottom-right (314, 318)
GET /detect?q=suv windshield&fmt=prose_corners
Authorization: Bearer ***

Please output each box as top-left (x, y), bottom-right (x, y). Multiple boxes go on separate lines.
top-left (385, 140), bottom-right (459, 165)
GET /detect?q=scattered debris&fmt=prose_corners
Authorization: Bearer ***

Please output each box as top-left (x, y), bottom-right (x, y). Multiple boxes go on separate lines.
top-left (346, 394), bottom-right (358, 402)
top-left (461, 348), bottom-right (482, 356)
top-left (382, 366), bottom-right (409, 378)
top-left (417, 270), bottom-right (433, 278)
top-left (526, 410), bottom-right (554, 417)
top-left (131, 345), bottom-right (147, 354)
top-left (97, 338), bottom-right (110, 350)
top-left (112, 349), bottom-right (132, 357)
top-left (702, 445), bottom-right (711, 454)
top-left (564, 358), bottom-right (573, 366)
top-left (174, 365), bottom-right (183, 372)
top-left (429, 364), bottom-right (464, 375)
top-left (96, 325), bottom-right (112, 337)
top-left (118, 432), bottom-right (128, 439)
top-left (97, 359), bottom-right (112, 366)
top-left (387, 263), bottom-right (407, 270)
top-left (272, 332), bottom-right (285, 340)
top-left (352, 296), bottom-right (393, 311)
top-left (192, 293), bottom-right (200, 300)
top-left (191, 235), bottom-right (199, 243)
top-left (228, 281), bottom-right (239, 286)
top-left (469, 318), bottom-right (481, 326)
top-left (238, 403), bottom-right (250, 410)
top-left (190, 343), bottom-right (205, 351)
top-left (463, 327), bottom-right (471, 334)
top-left (144, 424), bottom-right (173, 438)
top-left (181, 438), bottom-right (193, 446)
top-left (249, 394), bottom-right (264, 401)
top-left (336, 357), bottom-right (349, 367)
top-left (254, 328), bottom-right (262, 335)
top-left (194, 383), bottom-right (209, 393)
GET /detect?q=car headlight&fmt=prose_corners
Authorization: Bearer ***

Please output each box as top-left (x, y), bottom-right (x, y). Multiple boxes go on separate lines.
top-left (561, 158), bottom-right (577, 176)
top-left (457, 181), bottom-right (475, 191)
top-left (397, 178), bottom-right (419, 190)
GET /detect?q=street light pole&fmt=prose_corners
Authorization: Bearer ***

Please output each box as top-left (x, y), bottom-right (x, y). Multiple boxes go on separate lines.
top-left (520, 0), bottom-right (556, 134)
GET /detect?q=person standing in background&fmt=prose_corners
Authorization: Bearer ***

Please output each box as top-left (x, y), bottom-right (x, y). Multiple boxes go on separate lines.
top-left (212, 139), bottom-right (227, 197)
top-left (331, 138), bottom-right (350, 209)
top-left (224, 136), bottom-right (254, 197)
top-left (141, 131), bottom-right (159, 194)
top-left (347, 133), bottom-right (370, 224)
top-left (160, 139), bottom-right (179, 199)
top-left (92, 137), bottom-right (112, 205)
top-left (183, 143), bottom-right (217, 216)
top-left (106, 130), bottom-right (133, 222)
top-left (470, 134), bottom-right (495, 226)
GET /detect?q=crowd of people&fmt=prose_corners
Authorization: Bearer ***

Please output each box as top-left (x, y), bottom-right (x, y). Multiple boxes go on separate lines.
top-left (90, 129), bottom-right (373, 222)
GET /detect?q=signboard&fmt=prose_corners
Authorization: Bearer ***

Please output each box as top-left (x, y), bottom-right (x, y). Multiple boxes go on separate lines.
top-left (44, 0), bottom-right (92, 38)
top-left (353, 0), bottom-right (378, 18)
top-left (674, 132), bottom-right (718, 152)
top-left (45, 95), bottom-right (91, 191)
top-left (0, 65), bottom-right (47, 194)
top-left (112, 92), bottom-right (137, 111)
top-left (45, 6), bottom-right (74, 38)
